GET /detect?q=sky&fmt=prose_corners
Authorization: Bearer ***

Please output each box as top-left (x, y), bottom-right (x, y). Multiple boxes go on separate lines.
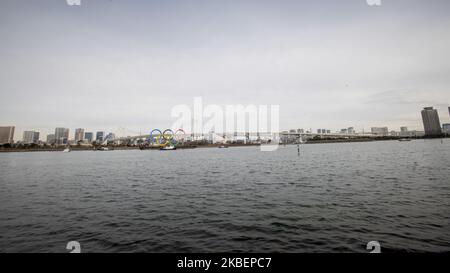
top-left (1, 0), bottom-right (450, 140)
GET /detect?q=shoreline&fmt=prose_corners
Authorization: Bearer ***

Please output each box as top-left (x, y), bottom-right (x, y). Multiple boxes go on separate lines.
top-left (0, 143), bottom-right (262, 153)
top-left (1, 137), bottom-right (447, 153)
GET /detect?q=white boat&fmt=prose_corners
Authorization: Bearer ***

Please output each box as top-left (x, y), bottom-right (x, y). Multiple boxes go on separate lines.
top-left (63, 147), bottom-right (71, 153)
top-left (160, 145), bottom-right (176, 151)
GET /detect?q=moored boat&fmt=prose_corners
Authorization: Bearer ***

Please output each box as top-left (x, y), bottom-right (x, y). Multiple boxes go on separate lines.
top-left (160, 145), bottom-right (176, 151)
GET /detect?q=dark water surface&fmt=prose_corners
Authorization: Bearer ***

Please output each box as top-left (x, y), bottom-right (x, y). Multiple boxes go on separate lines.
top-left (1, 139), bottom-right (449, 253)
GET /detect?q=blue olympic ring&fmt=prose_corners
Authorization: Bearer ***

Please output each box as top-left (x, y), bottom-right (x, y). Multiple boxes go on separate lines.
top-left (149, 129), bottom-right (163, 144)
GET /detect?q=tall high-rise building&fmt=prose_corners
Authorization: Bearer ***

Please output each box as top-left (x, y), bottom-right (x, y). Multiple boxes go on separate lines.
top-left (84, 132), bottom-right (93, 143)
top-left (55, 128), bottom-right (69, 145)
top-left (96, 131), bottom-right (105, 142)
top-left (0, 126), bottom-right (15, 144)
top-left (23, 131), bottom-right (34, 143)
top-left (46, 134), bottom-right (55, 144)
top-left (33, 132), bottom-right (40, 143)
top-left (421, 107), bottom-right (442, 137)
top-left (74, 128), bottom-right (85, 142)
top-left (23, 131), bottom-right (40, 144)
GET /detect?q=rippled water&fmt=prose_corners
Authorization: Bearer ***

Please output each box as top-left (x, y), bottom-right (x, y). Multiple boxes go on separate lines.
top-left (0, 139), bottom-right (449, 253)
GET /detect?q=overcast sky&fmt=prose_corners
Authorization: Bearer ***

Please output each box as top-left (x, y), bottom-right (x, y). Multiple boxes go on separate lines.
top-left (1, 0), bottom-right (450, 139)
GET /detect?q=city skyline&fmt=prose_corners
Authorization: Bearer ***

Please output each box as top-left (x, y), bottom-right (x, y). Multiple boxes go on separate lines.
top-left (3, 104), bottom-right (450, 143)
top-left (2, 103), bottom-right (449, 141)
top-left (1, 0), bottom-right (450, 139)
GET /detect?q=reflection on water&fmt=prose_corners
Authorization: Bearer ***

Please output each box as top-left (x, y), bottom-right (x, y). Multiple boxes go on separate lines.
top-left (0, 139), bottom-right (449, 252)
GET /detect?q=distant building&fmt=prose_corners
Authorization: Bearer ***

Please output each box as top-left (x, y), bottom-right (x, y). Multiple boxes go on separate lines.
top-left (371, 127), bottom-right (389, 136)
top-left (326, 130), bottom-right (331, 134)
top-left (207, 131), bottom-right (214, 144)
top-left (0, 126), bottom-right (15, 144)
top-left (55, 128), bottom-right (69, 145)
top-left (340, 128), bottom-right (348, 134)
top-left (421, 107), bottom-right (442, 137)
top-left (84, 132), bottom-right (93, 143)
top-left (413, 131), bottom-right (426, 137)
top-left (347, 127), bottom-right (355, 134)
top-left (105, 133), bottom-right (116, 141)
top-left (74, 128), bottom-right (85, 142)
top-left (443, 124), bottom-right (450, 134)
top-left (399, 127), bottom-right (411, 137)
top-left (96, 131), bottom-right (105, 142)
top-left (46, 134), bottom-right (55, 144)
top-left (297, 129), bottom-right (304, 134)
top-left (23, 131), bottom-right (33, 143)
top-left (34, 132), bottom-right (40, 143)
top-left (23, 131), bottom-right (40, 144)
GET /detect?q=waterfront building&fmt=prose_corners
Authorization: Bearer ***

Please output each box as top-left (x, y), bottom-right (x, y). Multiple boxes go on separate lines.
top-left (297, 129), bottom-right (304, 134)
top-left (105, 133), bottom-right (116, 141)
top-left (34, 132), bottom-right (40, 143)
top-left (443, 124), bottom-right (450, 134)
top-left (84, 132), bottom-right (93, 143)
top-left (371, 127), bottom-right (389, 136)
top-left (340, 128), bottom-right (348, 134)
top-left (96, 131), bottom-right (105, 142)
top-left (399, 127), bottom-right (416, 137)
top-left (46, 134), bottom-right (55, 144)
top-left (55, 128), bottom-right (69, 145)
top-left (421, 107), bottom-right (442, 137)
top-left (390, 131), bottom-right (399, 137)
top-left (348, 127), bottom-right (355, 134)
top-left (0, 126), bottom-right (15, 144)
top-left (74, 128), bottom-right (85, 142)
top-left (23, 131), bottom-right (32, 143)
top-left (414, 131), bottom-right (426, 137)
top-left (23, 131), bottom-right (40, 144)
